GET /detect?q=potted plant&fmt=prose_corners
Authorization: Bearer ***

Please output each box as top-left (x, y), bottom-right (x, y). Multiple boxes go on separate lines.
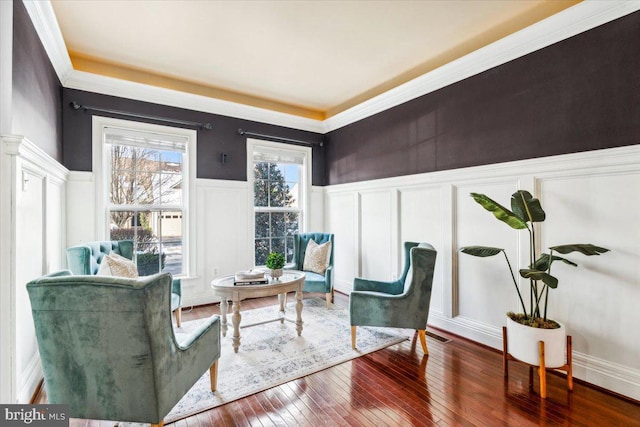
top-left (265, 252), bottom-right (285, 279)
top-left (460, 190), bottom-right (608, 367)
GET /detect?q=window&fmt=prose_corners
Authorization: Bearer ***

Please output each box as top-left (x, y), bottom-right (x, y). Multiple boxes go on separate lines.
top-left (248, 139), bottom-right (311, 266)
top-left (93, 117), bottom-right (196, 277)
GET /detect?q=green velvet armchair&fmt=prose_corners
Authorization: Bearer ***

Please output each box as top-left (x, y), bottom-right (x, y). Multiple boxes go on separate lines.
top-left (290, 233), bottom-right (335, 308)
top-left (350, 242), bottom-right (437, 354)
top-left (27, 271), bottom-right (220, 427)
top-left (66, 240), bottom-right (183, 326)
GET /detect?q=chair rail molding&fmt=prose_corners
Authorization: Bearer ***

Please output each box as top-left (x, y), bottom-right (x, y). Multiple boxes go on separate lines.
top-left (1, 134), bottom-right (68, 403)
top-left (323, 144), bottom-right (640, 401)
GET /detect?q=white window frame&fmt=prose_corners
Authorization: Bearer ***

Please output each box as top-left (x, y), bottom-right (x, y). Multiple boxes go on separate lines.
top-left (92, 116), bottom-right (197, 277)
top-left (247, 138), bottom-right (312, 266)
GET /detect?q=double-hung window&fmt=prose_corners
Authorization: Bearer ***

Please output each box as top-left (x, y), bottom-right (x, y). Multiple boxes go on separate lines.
top-left (248, 139), bottom-right (311, 267)
top-left (93, 117), bottom-right (196, 277)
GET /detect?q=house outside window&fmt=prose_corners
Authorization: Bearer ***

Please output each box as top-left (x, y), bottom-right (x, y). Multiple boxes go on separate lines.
top-left (248, 139), bottom-right (311, 266)
top-left (93, 117), bottom-right (196, 277)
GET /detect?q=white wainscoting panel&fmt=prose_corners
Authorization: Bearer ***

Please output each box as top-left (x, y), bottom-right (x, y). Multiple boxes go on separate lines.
top-left (399, 185), bottom-right (445, 313)
top-left (323, 145), bottom-right (640, 401)
top-left (1, 135), bottom-right (68, 403)
top-left (14, 162), bottom-right (44, 404)
top-left (183, 179), bottom-right (252, 307)
top-left (359, 190), bottom-right (393, 281)
top-left (455, 180), bottom-right (524, 326)
top-left (538, 172), bottom-right (640, 375)
top-left (308, 186), bottom-right (325, 232)
top-left (66, 171), bottom-right (95, 247)
top-left (325, 192), bottom-right (358, 294)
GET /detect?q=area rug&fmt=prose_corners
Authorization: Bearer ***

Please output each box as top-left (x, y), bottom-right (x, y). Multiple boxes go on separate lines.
top-left (159, 297), bottom-right (409, 423)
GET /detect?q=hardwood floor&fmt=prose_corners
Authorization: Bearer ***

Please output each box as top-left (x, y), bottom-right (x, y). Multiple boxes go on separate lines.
top-left (36, 292), bottom-right (640, 426)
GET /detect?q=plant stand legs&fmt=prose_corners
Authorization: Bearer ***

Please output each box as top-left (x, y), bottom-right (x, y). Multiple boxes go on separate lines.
top-left (502, 326), bottom-right (573, 399)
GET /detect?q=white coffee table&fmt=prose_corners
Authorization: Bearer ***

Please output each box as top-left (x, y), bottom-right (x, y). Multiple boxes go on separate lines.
top-left (210, 270), bottom-right (306, 353)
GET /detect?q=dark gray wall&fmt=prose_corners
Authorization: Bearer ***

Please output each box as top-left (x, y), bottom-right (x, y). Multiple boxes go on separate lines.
top-left (325, 11), bottom-right (640, 185)
top-left (62, 89), bottom-right (325, 185)
top-left (12, 0), bottom-right (62, 160)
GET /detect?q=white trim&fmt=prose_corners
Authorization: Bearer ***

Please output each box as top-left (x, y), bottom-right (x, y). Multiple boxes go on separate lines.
top-left (573, 351), bottom-right (640, 398)
top-left (246, 138), bottom-right (312, 265)
top-left (323, 144), bottom-right (640, 400)
top-left (17, 351), bottom-right (43, 404)
top-left (195, 177), bottom-right (247, 189)
top-left (0, 134), bottom-right (18, 403)
top-left (91, 116), bottom-right (197, 277)
top-left (0, 0), bottom-right (14, 402)
top-left (67, 170), bottom-right (93, 182)
top-left (324, 1), bottom-right (640, 132)
top-left (324, 144), bottom-right (640, 195)
top-left (25, 1), bottom-right (640, 133)
top-left (0, 135), bottom-right (69, 403)
top-left (21, 0), bottom-right (74, 85)
top-left (66, 70), bottom-right (325, 133)
top-left (3, 135), bottom-right (68, 182)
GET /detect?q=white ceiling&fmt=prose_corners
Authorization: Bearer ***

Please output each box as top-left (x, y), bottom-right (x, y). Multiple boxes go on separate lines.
top-left (49, 0), bottom-right (580, 120)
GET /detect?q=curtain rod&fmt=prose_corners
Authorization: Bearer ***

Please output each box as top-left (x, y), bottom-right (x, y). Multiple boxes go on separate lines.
top-left (69, 102), bottom-right (213, 130)
top-left (237, 128), bottom-right (323, 147)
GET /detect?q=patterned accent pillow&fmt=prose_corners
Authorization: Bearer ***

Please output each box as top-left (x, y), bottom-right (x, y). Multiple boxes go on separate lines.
top-left (303, 239), bottom-right (331, 275)
top-left (97, 252), bottom-right (139, 278)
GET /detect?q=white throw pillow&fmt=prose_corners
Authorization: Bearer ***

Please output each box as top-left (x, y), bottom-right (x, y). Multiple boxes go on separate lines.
top-left (303, 239), bottom-right (331, 275)
top-left (97, 252), bottom-right (139, 278)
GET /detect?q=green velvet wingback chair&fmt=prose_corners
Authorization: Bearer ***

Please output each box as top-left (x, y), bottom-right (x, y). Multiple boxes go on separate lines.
top-left (290, 232), bottom-right (335, 308)
top-left (350, 242), bottom-right (437, 354)
top-left (27, 271), bottom-right (220, 427)
top-left (66, 240), bottom-right (183, 326)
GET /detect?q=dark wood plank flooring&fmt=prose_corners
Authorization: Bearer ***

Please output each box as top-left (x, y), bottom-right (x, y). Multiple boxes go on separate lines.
top-left (36, 292), bottom-right (640, 426)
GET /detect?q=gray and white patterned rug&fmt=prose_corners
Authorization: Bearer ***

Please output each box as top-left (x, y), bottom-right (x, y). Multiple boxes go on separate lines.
top-left (162, 297), bottom-right (409, 423)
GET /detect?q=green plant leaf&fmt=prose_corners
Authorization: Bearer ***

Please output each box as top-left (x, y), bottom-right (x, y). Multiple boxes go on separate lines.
top-left (460, 246), bottom-right (504, 257)
top-left (549, 244), bottom-right (610, 256)
top-left (470, 193), bottom-right (528, 230)
top-left (533, 253), bottom-right (578, 271)
top-left (510, 190), bottom-right (546, 223)
top-left (519, 269), bottom-right (558, 288)
top-left (265, 252), bottom-right (285, 269)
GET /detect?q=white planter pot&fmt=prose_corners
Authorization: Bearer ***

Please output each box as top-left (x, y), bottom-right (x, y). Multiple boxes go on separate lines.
top-left (269, 268), bottom-right (283, 279)
top-left (506, 316), bottom-right (566, 368)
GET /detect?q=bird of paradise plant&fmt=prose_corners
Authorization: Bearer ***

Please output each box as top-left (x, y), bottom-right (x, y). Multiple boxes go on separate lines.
top-left (460, 190), bottom-right (609, 328)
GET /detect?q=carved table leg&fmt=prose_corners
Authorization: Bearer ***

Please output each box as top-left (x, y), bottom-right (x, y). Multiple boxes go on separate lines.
top-left (232, 299), bottom-right (241, 353)
top-left (278, 292), bottom-right (287, 323)
top-left (220, 299), bottom-right (228, 337)
top-left (295, 290), bottom-right (303, 336)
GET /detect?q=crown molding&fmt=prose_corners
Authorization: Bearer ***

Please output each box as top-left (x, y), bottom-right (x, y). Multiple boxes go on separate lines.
top-left (21, 0), bottom-right (73, 85)
top-left (323, 0), bottom-right (640, 132)
top-left (64, 70), bottom-right (325, 133)
top-left (24, 0), bottom-right (640, 135)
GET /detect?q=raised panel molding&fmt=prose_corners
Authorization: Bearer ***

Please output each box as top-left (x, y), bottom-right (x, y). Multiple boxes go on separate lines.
top-left (1, 135), bottom-right (68, 403)
top-left (187, 179), bottom-right (250, 307)
top-left (325, 192), bottom-right (358, 294)
top-left (359, 190), bottom-right (393, 280)
top-left (322, 145), bottom-right (640, 401)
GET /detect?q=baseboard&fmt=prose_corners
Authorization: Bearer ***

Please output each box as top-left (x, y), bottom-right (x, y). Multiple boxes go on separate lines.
top-left (182, 291), bottom-right (220, 308)
top-left (573, 351), bottom-right (640, 401)
top-left (18, 352), bottom-right (43, 404)
top-left (428, 312), bottom-right (640, 401)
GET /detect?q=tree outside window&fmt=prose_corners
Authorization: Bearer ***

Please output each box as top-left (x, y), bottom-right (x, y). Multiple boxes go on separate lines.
top-left (107, 142), bottom-right (184, 276)
top-left (253, 162), bottom-right (300, 266)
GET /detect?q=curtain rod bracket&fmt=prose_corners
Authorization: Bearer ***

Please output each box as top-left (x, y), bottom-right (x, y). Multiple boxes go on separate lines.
top-left (69, 101), bottom-right (212, 130)
top-left (237, 128), bottom-right (323, 147)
